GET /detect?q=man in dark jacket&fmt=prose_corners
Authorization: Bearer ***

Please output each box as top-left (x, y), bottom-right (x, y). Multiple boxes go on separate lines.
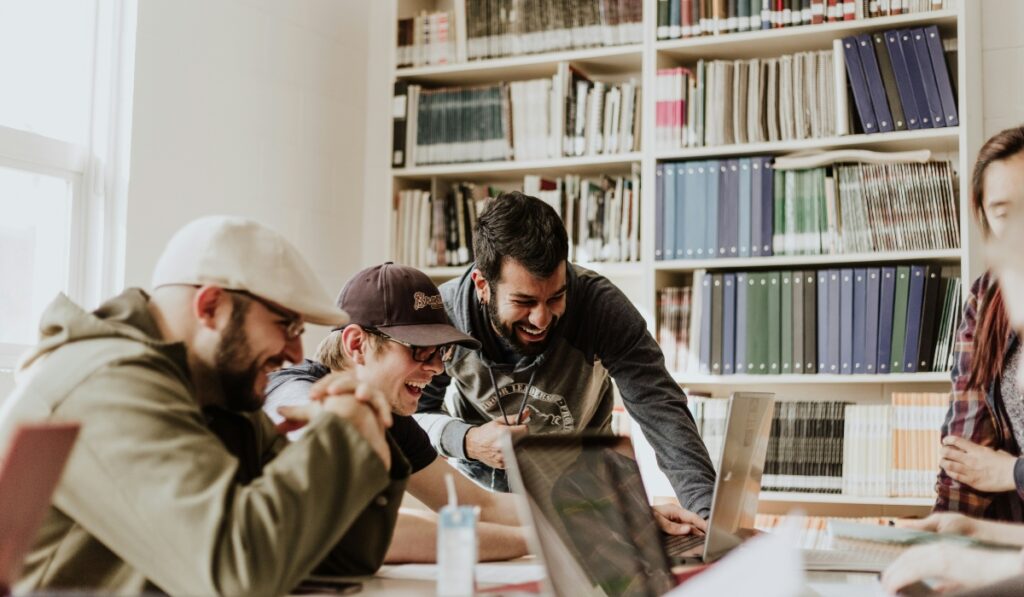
top-left (415, 192), bottom-right (717, 527)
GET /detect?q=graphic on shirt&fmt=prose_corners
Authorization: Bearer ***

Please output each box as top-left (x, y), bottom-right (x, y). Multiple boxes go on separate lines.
top-left (481, 382), bottom-right (575, 432)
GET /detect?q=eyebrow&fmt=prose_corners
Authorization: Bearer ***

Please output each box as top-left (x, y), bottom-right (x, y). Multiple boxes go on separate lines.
top-left (510, 285), bottom-right (567, 300)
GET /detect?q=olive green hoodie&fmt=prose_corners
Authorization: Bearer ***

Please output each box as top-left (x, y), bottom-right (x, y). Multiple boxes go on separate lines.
top-left (0, 289), bottom-right (409, 596)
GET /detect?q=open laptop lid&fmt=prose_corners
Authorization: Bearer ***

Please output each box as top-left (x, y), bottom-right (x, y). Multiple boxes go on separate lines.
top-left (504, 434), bottom-right (676, 597)
top-left (0, 422), bottom-right (80, 591)
top-left (702, 392), bottom-right (775, 562)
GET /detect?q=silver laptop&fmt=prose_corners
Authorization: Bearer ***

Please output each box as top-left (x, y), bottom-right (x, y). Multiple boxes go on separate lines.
top-left (503, 392), bottom-right (775, 596)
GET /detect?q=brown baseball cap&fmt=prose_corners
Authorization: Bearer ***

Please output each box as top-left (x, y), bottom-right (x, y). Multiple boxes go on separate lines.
top-left (337, 262), bottom-right (480, 350)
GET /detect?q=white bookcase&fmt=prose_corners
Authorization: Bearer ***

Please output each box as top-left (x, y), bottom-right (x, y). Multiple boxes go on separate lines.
top-left (384, 0), bottom-right (984, 517)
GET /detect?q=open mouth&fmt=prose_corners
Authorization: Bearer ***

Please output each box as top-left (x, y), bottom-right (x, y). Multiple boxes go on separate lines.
top-left (404, 380), bottom-right (428, 398)
top-left (516, 324), bottom-right (548, 342)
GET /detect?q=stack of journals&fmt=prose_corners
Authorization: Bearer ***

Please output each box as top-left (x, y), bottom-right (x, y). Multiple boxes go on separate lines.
top-left (843, 393), bottom-right (947, 498)
top-left (396, 11), bottom-right (454, 68)
top-left (394, 171), bottom-right (641, 269)
top-left (689, 393), bottom-right (947, 497)
top-left (754, 515), bottom-right (895, 551)
top-left (656, 265), bottom-right (961, 375)
top-left (392, 65), bottom-right (641, 168)
top-left (655, 49), bottom-right (836, 150)
top-left (466, 0), bottom-right (643, 61)
top-left (840, 26), bottom-right (959, 135)
top-left (657, 0), bottom-right (951, 40)
top-left (654, 157), bottom-right (959, 260)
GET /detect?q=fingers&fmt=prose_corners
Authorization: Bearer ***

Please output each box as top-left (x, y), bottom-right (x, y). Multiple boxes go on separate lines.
top-left (942, 436), bottom-right (975, 452)
top-left (940, 459), bottom-right (966, 476)
top-left (880, 545), bottom-right (942, 593)
top-left (274, 404), bottom-right (320, 434)
top-left (507, 424), bottom-right (529, 440)
top-left (354, 383), bottom-right (393, 428)
top-left (940, 446), bottom-right (967, 464)
top-left (309, 372), bottom-right (360, 402)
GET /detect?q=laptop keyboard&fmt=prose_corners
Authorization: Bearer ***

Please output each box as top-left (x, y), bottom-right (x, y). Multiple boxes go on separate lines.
top-left (663, 533), bottom-right (705, 556)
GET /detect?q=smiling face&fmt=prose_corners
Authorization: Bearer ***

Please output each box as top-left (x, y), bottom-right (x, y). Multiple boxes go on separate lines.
top-left (474, 259), bottom-right (567, 357)
top-left (343, 326), bottom-right (444, 416)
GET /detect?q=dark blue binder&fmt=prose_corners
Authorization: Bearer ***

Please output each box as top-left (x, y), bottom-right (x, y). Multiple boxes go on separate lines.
top-left (735, 272), bottom-right (748, 374)
top-left (760, 157), bottom-right (774, 256)
top-left (910, 28), bottom-right (947, 129)
top-left (899, 29), bottom-right (937, 128)
top-left (852, 268), bottom-right (868, 374)
top-left (738, 158), bottom-right (752, 258)
top-left (924, 25), bottom-right (958, 127)
top-left (902, 265), bottom-right (927, 373)
top-left (827, 269), bottom-right (841, 374)
top-left (884, 29), bottom-right (923, 130)
top-left (855, 33), bottom-right (894, 133)
top-left (840, 268), bottom-right (854, 375)
top-left (723, 273), bottom-right (737, 374)
top-left (691, 161), bottom-right (708, 258)
top-left (876, 267), bottom-right (897, 373)
top-left (700, 272), bottom-right (713, 373)
top-left (664, 163), bottom-right (676, 261)
top-left (750, 158), bottom-right (763, 257)
top-left (842, 35), bottom-right (879, 134)
top-left (864, 268), bottom-right (881, 374)
top-left (817, 270), bottom-right (829, 373)
top-left (706, 162), bottom-right (720, 259)
top-left (655, 163), bottom-right (665, 260)
top-left (675, 162), bottom-right (687, 259)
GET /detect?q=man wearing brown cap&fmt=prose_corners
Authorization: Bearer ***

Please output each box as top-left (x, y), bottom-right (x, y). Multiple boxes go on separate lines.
top-left (0, 216), bottom-right (406, 595)
top-left (265, 262), bottom-right (531, 563)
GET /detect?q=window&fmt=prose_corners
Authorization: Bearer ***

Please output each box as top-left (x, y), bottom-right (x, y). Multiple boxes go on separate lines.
top-left (0, 1), bottom-right (137, 366)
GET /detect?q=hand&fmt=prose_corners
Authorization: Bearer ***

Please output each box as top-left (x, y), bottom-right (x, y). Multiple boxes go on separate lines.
top-left (465, 412), bottom-right (530, 469)
top-left (652, 503), bottom-right (707, 535)
top-left (310, 371), bottom-right (393, 430)
top-left (881, 543), bottom-right (1021, 594)
top-left (896, 512), bottom-right (977, 538)
top-left (940, 436), bottom-right (1017, 492)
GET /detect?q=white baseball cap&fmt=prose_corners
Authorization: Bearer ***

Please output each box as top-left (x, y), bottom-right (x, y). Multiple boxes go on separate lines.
top-left (151, 216), bottom-right (348, 326)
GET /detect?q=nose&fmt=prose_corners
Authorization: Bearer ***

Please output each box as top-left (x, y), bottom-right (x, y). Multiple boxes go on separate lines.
top-left (530, 304), bottom-right (552, 330)
top-left (283, 335), bottom-right (304, 365)
top-left (422, 351), bottom-right (444, 375)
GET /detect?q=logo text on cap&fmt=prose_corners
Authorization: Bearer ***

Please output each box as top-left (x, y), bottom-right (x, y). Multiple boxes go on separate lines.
top-left (414, 292), bottom-right (444, 311)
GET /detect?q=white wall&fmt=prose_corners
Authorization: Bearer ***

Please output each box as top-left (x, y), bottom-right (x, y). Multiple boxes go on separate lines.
top-left (981, 0), bottom-right (1024, 138)
top-left (124, 0), bottom-right (371, 354)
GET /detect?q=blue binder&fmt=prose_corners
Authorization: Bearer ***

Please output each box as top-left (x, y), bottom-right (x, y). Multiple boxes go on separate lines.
top-left (827, 269), bottom-right (841, 374)
top-left (691, 161), bottom-right (708, 258)
top-left (718, 160), bottom-right (740, 258)
top-left (924, 25), bottom-right (958, 127)
top-left (852, 268), bottom-right (868, 374)
top-left (750, 158), bottom-right (762, 257)
top-left (738, 158), bottom-right (752, 258)
top-left (663, 163), bottom-right (676, 261)
top-left (910, 28), bottom-right (947, 129)
top-left (760, 157), bottom-right (774, 256)
top-left (898, 29), bottom-right (937, 128)
top-left (842, 35), bottom-right (879, 134)
top-left (655, 163), bottom-right (665, 260)
top-left (675, 162), bottom-right (688, 259)
top-left (706, 162), bottom-right (720, 259)
top-left (884, 29), bottom-right (923, 130)
top-left (817, 270), bottom-right (829, 373)
top-left (855, 33), bottom-right (894, 133)
top-left (902, 265), bottom-right (927, 373)
top-left (876, 267), bottom-right (897, 373)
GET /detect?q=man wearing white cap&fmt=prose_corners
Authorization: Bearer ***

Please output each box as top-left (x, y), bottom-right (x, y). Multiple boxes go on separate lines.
top-left (0, 216), bottom-right (408, 595)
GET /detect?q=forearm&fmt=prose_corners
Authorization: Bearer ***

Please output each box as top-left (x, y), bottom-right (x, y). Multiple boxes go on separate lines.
top-left (478, 493), bottom-right (522, 527)
top-left (384, 510), bottom-right (528, 563)
top-left (973, 519), bottom-right (1024, 548)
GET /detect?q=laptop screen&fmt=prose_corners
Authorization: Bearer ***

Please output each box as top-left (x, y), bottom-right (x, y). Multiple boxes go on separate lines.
top-left (509, 435), bottom-right (676, 597)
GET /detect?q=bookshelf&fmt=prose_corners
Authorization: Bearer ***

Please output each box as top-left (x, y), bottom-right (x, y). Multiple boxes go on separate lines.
top-left (384, 0), bottom-right (983, 517)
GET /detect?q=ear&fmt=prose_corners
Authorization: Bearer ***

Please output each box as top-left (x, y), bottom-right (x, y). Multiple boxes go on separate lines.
top-left (193, 286), bottom-right (229, 331)
top-left (341, 325), bottom-right (367, 365)
top-left (471, 268), bottom-right (490, 304)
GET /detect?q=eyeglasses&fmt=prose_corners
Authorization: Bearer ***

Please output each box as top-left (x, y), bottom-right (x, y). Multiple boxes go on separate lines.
top-left (365, 328), bottom-right (456, 363)
top-left (227, 290), bottom-right (305, 340)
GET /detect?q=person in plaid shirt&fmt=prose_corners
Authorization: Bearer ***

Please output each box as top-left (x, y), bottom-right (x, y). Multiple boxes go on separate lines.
top-left (935, 126), bottom-right (1024, 521)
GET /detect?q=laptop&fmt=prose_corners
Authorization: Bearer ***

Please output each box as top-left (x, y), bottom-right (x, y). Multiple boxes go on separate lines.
top-left (503, 392), bottom-right (775, 596)
top-left (0, 422), bottom-right (80, 593)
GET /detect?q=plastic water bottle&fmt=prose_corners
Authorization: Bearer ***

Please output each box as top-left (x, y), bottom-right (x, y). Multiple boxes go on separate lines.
top-left (437, 473), bottom-right (478, 596)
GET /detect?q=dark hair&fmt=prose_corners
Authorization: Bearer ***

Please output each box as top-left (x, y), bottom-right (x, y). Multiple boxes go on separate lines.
top-left (967, 126), bottom-right (1024, 390)
top-left (473, 191), bottom-right (568, 284)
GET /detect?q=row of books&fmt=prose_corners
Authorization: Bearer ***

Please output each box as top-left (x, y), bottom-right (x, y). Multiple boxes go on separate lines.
top-left (657, 0), bottom-right (950, 40)
top-left (653, 157), bottom-right (960, 260)
top-left (396, 11), bottom-right (453, 68)
top-left (392, 171), bottom-right (641, 268)
top-left (392, 70), bottom-right (641, 168)
top-left (843, 394), bottom-right (946, 497)
top-left (839, 26), bottom-right (958, 134)
top-left (691, 394), bottom-right (945, 497)
top-left (656, 265), bottom-right (961, 376)
top-left (754, 515), bottom-right (896, 551)
top-left (465, 0), bottom-right (643, 62)
top-left (655, 49), bottom-right (837, 150)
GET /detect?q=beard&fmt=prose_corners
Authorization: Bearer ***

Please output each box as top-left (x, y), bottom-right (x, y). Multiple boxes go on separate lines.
top-left (485, 290), bottom-right (557, 357)
top-left (214, 304), bottom-right (265, 412)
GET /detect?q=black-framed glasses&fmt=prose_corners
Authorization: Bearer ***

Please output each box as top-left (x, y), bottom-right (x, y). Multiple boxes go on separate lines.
top-left (227, 290), bottom-right (305, 340)
top-left (365, 328), bottom-right (456, 363)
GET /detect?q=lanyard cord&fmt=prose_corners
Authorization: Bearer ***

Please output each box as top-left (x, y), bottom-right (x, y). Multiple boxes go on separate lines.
top-left (486, 364), bottom-right (538, 491)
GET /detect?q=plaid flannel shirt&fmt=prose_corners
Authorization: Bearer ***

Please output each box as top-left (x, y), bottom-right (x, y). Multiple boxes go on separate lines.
top-left (934, 271), bottom-right (1024, 521)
